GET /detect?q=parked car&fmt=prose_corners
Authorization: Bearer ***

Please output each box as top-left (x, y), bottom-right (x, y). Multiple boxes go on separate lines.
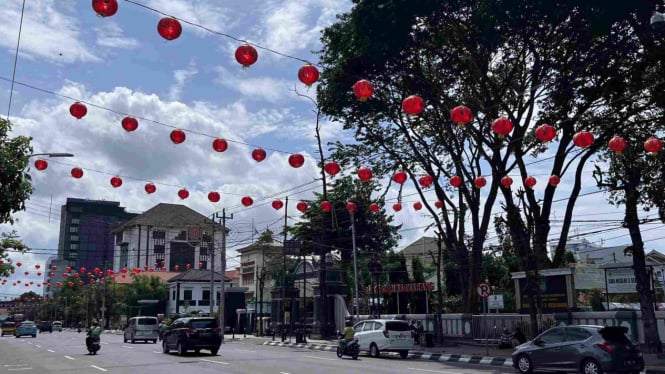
top-left (352, 319), bottom-right (414, 358)
top-left (1, 321), bottom-right (16, 336)
top-left (15, 321), bottom-right (38, 338)
top-left (162, 317), bottom-right (221, 356)
top-left (39, 321), bottom-right (52, 333)
top-left (124, 316), bottom-right (159, 343)
top-left (512, 325), bottom-right (644, 374)
top-left (52, 321), bottom-right (62, 332)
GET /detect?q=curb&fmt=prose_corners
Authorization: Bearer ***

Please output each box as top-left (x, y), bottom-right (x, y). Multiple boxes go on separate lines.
top-left (262, 341), bottom-right (513, 367)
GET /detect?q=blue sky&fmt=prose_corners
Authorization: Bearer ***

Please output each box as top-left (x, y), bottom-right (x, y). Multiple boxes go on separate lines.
top-left (0, 0), bottom-right (662, 299)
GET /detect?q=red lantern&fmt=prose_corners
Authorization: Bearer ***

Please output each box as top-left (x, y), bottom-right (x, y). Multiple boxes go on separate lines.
top-left (252, 148), bottom-right (267, 162)
top-left (148, 268), bottom-right (154, 272)
top-left (212, 138), bottom-right (228, 152)
top-left (78, 281), bottom-right (84, 286)
top-left (16, 262), bottom-right (21, 267)
top-left (235, 44), bottom-right (258, 67)
top-left (402, 95), bottom-right (425, 116)
top-left (608, 136), bottom-right (627, 154)
top-left (393, 171), bottom-right (407, 184)
top-left (68, 281), bottom-right (74, 287)
top-left (90, 279), bottom-right (96, 284)
top-left (298, 64), bottom-right (319, 86)
top-left (474, 176), bottom-right (487, 188)
top-left (393, 203), bottom-right (402, 212)
top-left (324, 161), bottom-right (340, 176)
top-left (413, 202), bottom-right (423, 211)
top-left (369, 203), bottom-right (380, 213)
top-left (525, 176), bottom-right (537, 189)
top-left (549, 175), bottom-right (561, 186)
top-left (92, 0), bottom-right (118, 17)
top-left (75, 273), bottom-right (80, 278)
top-left (434, 200), bottom-right (444, 209)
top-left (65, 266), bottom-right (71, 272)
top-left (174, 265), bottom-right (180, 271)
top-left (80, 267), bottom-right (86, 274)
top-left (272, 200), bottom-right (284, 210)
top-left (34, 159), bottom-right (48, 171)
top-left (177, 188), bottom-right (189, 200)
top-left (352, 80), bottom-right (374, 101)
top-left (346, 202), bottom-right (357, 213)
top-left (419, 175), bottom-right (433, 188)
top-left (535, 124), bottom-right (556, 142)
top-left (121, 116), bottom-right (138, 132)
top-left (358, 167), bottom-right (372, 181)
top-left (296, 202), bottom-right (308, 213)
top-left (450, 105), bottom-right (474, 126)
top-left (321, 201), bottom-right (332, 212)
top-left (241, 196), bottom-right (253, 207)
top-left (186, 264), bottom-right (191, 270)
top-left (35, 264), bottom-right (40, 270)
top-left (573, 131), bottom-right (594, 148)
top-left (71, 167), bottom-right (84, 179)
top-left (110, 176), bottom-right (122, 188)
top-left (288, 154), bottom-right (305, 168)
top-left (145, 183), bottom-right (156, 194)
top-left (157, 17), bottom-right (182, 40)
top-left (644, 137), bottom-right (663, 154)
top-left (69, 102), bottom-right (87, 119)
top-left (198, 262), bottom-right (204, 269)
top-left (51, 265), bottom-right (57, 271)
top-left (24, 271), bottom-right (28, 276)
top-left (170, 129), bottom-right (186, 144)
top-left (500, 176), bottom-right (513, 188)
top-left (449, 175), bottom-right (462, 188)
top-left (491, 117), bottom-right (513, 138)
top-left (208, 192), bottom-right (220, 203)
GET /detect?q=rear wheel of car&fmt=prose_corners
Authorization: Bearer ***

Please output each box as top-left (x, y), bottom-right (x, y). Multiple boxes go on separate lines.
top-left (369, 343), bottom-right (380, 358)
top-left (516, 354), bottom-right (533, 374)
top-left (162, 340), bottom-right (169, 354)
top-left (210, 348), bottom-right (218, 356)
top-left (194, 349), bottom-right (200, 354)
top-left (582, 359), bottom-right (602, 374)
top-left (177, 342), bottom-right (186, 356)
top-left (152, 340), bottom-right (157, 344)
top-left (400, 351), bottom-right (409, 359)
top-left (32, 335), bottom-right (36, 338)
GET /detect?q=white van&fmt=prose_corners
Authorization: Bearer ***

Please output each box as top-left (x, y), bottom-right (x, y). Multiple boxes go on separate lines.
top-left (123, 316), bottom-right (159, 343)
top-left (353, 319), bottom-right (414, 359)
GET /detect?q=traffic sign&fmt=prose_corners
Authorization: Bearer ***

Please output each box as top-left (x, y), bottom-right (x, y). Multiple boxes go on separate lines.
top-left (476, 283), bottom-right (492, 298)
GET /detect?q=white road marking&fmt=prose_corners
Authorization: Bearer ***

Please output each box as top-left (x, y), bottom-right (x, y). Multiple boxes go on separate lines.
top-left (90, 365), bottom-right (107, 372)
top-left (280, 372), bottom-right (291, 374)
top-left (199, 359), bottom-right (229, 365)
top-left (47, 349), bottom-right (55, 353)
top-left (152, 351), bottom-right (162, 354)
top-left (7, 368), bottom-right (32, 371)
top-left (35, 345), bottom-right (41, 348)
top-left (101, 342), bottom-right (108, 345)
top-left (4, 365), bottom-right (29, 367)
top-left (122, 345), bottom-right (133, 349)
top-left (233, 349), bottom-right (256, 352)
top-left (407, 369), bottom-right (465, 374)
top-left (27, 342), bottom-right (32, 345)
top-left (303, 355), bottom-right (335, 361)
top-left (64, 356), bottom-right (75, 360)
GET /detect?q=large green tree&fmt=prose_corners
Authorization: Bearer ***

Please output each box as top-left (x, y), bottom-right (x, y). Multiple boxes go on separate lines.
top-left (123, 275), bottom-right (167, 317)
top-left (316, 0), bottom-right (665, 336)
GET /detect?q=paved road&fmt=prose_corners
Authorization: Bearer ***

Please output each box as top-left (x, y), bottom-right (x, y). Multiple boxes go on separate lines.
top-left (0, 331), bottom-right (517, 374)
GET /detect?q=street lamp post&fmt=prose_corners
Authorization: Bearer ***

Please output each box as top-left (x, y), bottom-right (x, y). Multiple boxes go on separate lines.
top-left (350, 211), bottom-right (360, 322)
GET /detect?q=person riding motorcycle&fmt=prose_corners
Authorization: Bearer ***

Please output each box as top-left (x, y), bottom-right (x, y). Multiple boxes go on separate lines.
top-left (339, 321), bottom-right (355, 349)
top-left (86, 321), bottom-right (103, 348)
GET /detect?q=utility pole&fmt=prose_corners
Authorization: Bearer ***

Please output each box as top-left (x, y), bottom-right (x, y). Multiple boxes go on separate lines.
top-left (209, 219), bottom-right (215, 316)
top-left (350, 211), bottom-right (359, 321)
top-left (219, 209), bottom-right (233, 343)
top-left (281, 197), bottom-right (289, 341)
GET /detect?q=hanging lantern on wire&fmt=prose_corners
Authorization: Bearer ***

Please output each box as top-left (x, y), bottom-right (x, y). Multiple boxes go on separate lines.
top-left (157, 17), bottom-right (182, 40)
top-left (535, 124), bottom-right (556, 142)
top-left (324, 161), bottom-right (340, 176)
top-left (235, 44), bottom-right (258, 67)
top-left (297, 64), bottom-right (319, 86)
top-left (449, 175), bottom-right (462, 188)
top-left (450, 105), bottom-right (473, 127)
top-left (402, 95), bottom-right (425, 116)
top-left (296, 201), bottom-right (308, 213)
top-left (34, 159), bottom-right (48, 171)
top-left (491, 117), bottom-right (514, 138)
top-left (110, 176), bottom-right (123, 188)
top-left (352, 80), bottom-right (374, 101)
top-left (212, 138), bottom-right (228, 152)
top-left (121, 116), bottom-right (138, 132)
top-left (500, 176), bottom-right (513, 188)
top-left (170, 129), bottom-right (186, 144)
top-left (272, 200), bottom-right (284, 210)
top-left (393, 171), bottom-right (407, 184)
top-left (644, 137), bottom-right (663, 155)
top-left (288, 154), bottom-right (305, 168)
top-left (92, 0), bottom-right (118, 17)
top-left (71, 167), bottom-right (84, 179)
top-left (177, 188), bottom-right (189, 200)
top-left (252, 148), bottom-right (267, 162)
top-left (69, 102), bottom-right (87, 119)
top-left (474, 176), bottom-right (487, 188)
top-left (525, 176), bottom-right (537, 189)
top-left (208, 192), bottom-right (220, 203)
top-left (241, 196), bottom-right (253, 207)
top-left (358, 167), bottom-right (372, 181)
top-left (145, 183), bottom-right (156, 194)
top-left (573, 131), bottom-right (594, 148)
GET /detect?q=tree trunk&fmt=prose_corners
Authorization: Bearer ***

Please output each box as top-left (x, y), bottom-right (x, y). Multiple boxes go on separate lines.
top-left (435, 236), bottom-right (444, 344)
top-left (625, 168), bottom-right (662, 353)
top-left (259, 272), bottom-right (264, 336)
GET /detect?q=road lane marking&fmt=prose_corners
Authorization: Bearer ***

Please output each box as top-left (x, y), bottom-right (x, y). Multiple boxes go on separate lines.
top-left (35, 345), bottom-right (41, 348)
top-left (4, 365), bottom-right (29, 367)
top-left (122, 345), bottom-right (133, 349)
top-left (407, 369), bottom-right (465, 374)
top-left (153, 351), bottom-right (162, 354)
top-left (233, 349), bottom-right (256, 353)
top-left (7, 368), bottom-right (32, 371)
top-left (280, 372), bottom-right (291, 374)
top-left (303, 355), bottom-right (335, 361)
top-left (101, 342), bottom-right (108, 345)
top-left (64, 356), bottom-right (75, 360)
top-left (90, 365), bottom-right (107, 372)
top-left (47, 349), bottom-right (55, 353)
top-left (199, 359), bottom-right (229, 365)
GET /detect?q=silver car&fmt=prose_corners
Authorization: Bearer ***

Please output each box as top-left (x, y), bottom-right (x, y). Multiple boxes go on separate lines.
top-left (123, 316), bottom-right (159, 344)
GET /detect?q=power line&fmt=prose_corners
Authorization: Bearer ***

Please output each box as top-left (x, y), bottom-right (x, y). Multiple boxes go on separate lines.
top-left (5, 0), bottom-right (26, 120)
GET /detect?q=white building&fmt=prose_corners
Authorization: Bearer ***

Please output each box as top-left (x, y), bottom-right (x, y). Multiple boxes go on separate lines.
top-left (236, 238), bottom-right (283, 316)
top-left (165, 269), bottom-right (232, 316)
top-left (112, 203), bottom-right (226, 274)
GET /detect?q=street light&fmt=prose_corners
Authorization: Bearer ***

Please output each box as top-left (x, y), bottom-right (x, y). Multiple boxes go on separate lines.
top-left (29, 153), bottom-right (74, 158)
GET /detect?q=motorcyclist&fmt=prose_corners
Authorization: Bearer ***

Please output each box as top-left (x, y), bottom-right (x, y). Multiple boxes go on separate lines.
top-left (158, 320), bottom-right (169, 341)
top-left (339, 320), bottom-right (355, 350)
top-left (86, 321), bottom-right (103, 349)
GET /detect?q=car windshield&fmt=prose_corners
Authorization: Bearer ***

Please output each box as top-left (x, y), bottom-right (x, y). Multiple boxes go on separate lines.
top-left (190, 319), bottom-right (217, 329)
top-left (138, 318), bottom-right (157, 325)
top-left (385, 321), bottom-right (410, 331)
top-left (21, 322), bottom-right (35, 327)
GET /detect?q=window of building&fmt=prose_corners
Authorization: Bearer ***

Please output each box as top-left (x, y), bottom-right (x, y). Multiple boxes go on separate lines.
top-left (70, 207), bottom-right (83, 213)
top-left (68, 252), bottom-right (78, 260)
top-left (152, 230), bottom-right (166, 239)
top-left (154, 244), bottom-right (165, 254)
top-left (115, 232), bottom-right (123, 244)
top-left (70, 235), bottom-right (79, 242)
top-left (172, 290), bottom-right (176, 300)
top-left (71, 218), bottom-right (80, 224)
top-left (183, 289), bottom-right (192, 300)
top-left (202, 289), bottom-right (210, 301)
top-left (175, 230), bottom-right (187, 240)
top-left (69, 226), bottom-right (78, 233)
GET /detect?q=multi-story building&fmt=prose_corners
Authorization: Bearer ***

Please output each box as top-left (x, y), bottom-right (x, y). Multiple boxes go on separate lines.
top-left (57, 198), bottom-right (137, 272)
top-left (43, 256), bottom-right (69, 298)
top-left (237, 239), bottom-right (283, 318)
top-left (111, 203), bottom-right (226, 273)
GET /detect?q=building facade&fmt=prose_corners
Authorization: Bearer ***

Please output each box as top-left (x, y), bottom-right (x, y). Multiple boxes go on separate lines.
top-left (237, 239), bottom-right (283, 317)
top-left (57, 198), bottom-right (137, 272)
top-left (43, 256), bottom-right (70, 298)
top-left (112, 203), bottom-right (225, 274)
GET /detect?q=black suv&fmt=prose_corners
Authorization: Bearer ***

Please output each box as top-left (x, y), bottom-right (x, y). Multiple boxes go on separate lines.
top-left (39, 321), bottom-right (52, 333)
top-left (162, 317), bottom-right (221, 356)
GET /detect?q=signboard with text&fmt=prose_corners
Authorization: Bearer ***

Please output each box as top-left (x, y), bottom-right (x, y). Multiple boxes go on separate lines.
top-left (366, 282), bottom-right (434, 294)
top-left (606, 268), bottom-right (637, 294)
top-left (488, 294), bottom-right (504, 309)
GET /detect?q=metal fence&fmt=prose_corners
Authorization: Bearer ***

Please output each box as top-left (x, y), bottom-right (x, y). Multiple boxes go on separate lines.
top-left (471, 314), bottom-right (554, 342)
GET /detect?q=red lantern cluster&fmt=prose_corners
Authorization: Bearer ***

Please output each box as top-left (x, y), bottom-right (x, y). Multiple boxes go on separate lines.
top-left (535, 124), bottom-right (556, 142)
top-left (402, 95), bottom-right (425, 116)
top-left (573, 131), bottom-right (594, 148)
top-left (491, 117), bottom-right (513, 138)
top-left (352, 80), bottom-right (374, 101)
top-left (235, 44), bottom-right (259, 67)
top-left (450, 106), bottom-right (473, 127)
top-left (298, 64), bottom-right (319, 86)
top-left (157, 17), bottom-right (182, 41)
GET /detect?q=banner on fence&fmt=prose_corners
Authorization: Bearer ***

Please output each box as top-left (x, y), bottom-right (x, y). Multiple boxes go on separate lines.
top-left (366, 282), bottom-right (434, 294)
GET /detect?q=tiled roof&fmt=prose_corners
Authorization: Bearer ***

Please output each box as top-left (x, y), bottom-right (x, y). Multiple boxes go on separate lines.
top-left (113, 271), bottom-right (180, 285)
top-left (225, 270), bottom-right (240, 280)
top-left (112, 203), bottom-right (224, 232)
top-left (167, 269), bottom-right (230, 283)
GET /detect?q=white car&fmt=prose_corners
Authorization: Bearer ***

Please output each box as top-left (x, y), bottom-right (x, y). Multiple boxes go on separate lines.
top-left (353, 319), bottom-right (414, 358)
top-left (52, 321), bottom-right (62, 332)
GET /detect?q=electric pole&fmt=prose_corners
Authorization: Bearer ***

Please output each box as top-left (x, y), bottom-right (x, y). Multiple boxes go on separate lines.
top-left (219, 209), bottom-right (232, 343)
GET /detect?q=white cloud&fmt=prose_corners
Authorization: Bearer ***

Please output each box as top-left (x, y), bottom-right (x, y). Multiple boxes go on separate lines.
top-left (215, 66), bottom-right (293, 103)
top-left (95, 22), bottom-right (140, 50)
top-left (168, 61), bottom-right (198, 101)
top-left (145, 0), bottom-right (236, 38)
top-left (0, 0), bottom-right (99, 64)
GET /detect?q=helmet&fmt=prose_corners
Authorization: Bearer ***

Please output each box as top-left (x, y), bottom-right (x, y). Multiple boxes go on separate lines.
top-left (92, 320), bottom-right (99, 326)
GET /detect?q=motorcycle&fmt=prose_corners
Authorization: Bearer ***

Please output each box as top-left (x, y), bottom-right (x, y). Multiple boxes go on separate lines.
top-left (86, 336), bottom-right (101, 355)
top-left (336, 337), bottom-right (360, 360)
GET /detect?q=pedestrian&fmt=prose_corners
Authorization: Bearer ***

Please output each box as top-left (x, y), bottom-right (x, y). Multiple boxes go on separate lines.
top-left (416, 321), bottom-right (424, 347)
